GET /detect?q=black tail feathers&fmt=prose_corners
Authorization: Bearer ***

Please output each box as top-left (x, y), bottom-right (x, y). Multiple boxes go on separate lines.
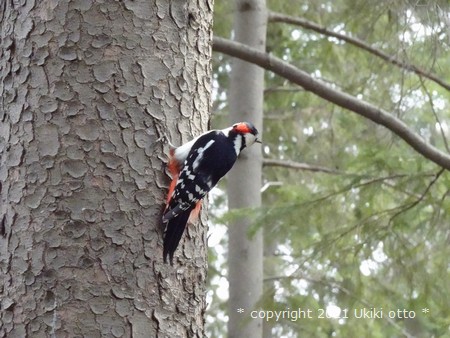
top-left (163, 208), bottom-right (192, 264)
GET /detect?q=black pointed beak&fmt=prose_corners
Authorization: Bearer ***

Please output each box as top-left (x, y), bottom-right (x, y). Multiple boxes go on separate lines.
top-left (255, 138), bottom-right (262, 144)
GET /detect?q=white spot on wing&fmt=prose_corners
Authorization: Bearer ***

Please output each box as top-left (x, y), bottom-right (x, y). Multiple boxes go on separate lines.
top-left (195, 185), bottom-right (206, 195)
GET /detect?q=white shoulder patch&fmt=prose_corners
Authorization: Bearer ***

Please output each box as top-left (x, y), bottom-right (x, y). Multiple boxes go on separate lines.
top-left (174, 136), bottom-right (199, 164)
top-left (193, 139), bottom-right (215, 171)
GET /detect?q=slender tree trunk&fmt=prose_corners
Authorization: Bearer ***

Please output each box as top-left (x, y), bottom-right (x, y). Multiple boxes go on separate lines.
top-left (0, 1), bottom-right (212, 337)
top-left (262, 239), bottom-right (277, 338)
top-left (227, 0), bottom-right (266, 337)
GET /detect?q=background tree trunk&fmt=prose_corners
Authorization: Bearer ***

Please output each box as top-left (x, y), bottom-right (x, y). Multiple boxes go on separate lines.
top-left (211, 2), bottom-right (450, 337)
top-left (0, 1), bottom-right (212, 337)
top-left (227, 0), bottom-right (266, 337)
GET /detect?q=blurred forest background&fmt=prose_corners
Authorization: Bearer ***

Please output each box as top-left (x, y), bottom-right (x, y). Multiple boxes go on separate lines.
top-left (207, 1), bottom-right (450, 337)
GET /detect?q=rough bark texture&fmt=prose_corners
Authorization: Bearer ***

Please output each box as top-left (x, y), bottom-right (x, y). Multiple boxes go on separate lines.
top-left (227, 0), bottom-right (266, 337)
top-left (0, 1), bottom-right (212, 337)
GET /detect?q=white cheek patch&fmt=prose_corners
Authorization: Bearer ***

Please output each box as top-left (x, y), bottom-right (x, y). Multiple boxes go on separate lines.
top-left (244, 133), bottom-right (256, 147)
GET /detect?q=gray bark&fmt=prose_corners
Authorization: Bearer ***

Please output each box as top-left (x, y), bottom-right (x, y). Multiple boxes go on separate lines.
top-left (0, 0), bottom-right (212, 337)
top-left (227, 0), bottom-right (266, 337)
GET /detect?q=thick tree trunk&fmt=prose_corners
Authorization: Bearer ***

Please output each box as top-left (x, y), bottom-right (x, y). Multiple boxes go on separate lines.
top-left (0, 1), bottom-right (212, 337)
top-left (227, 0), bottom-right (266, 337)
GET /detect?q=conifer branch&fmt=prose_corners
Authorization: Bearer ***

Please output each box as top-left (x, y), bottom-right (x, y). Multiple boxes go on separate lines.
top-left (268, 11), bottom-right (450, 92)
top-left (213, 36), bottom-right (450, 171)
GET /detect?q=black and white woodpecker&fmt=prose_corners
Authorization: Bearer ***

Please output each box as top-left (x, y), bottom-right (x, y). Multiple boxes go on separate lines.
top-left (162, 122), bottom-right (261, 263)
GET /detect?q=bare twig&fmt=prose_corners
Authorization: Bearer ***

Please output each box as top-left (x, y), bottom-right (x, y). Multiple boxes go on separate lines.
top-left (268, 11), bottom-right (450, 92)
top-left (265, 86), bottom-right (305, 94)
top-left (263, 158), bottom-right (344, 174)
top-left (418, 76), bottom-right (450, 153)
top-left (212, 36), bottom-right (450, 171)
top-left (388, 167), bottom-right (445, 224)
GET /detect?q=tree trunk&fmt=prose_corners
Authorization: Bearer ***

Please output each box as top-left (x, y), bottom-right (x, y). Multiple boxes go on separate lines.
top-left (0, 1), bottom-right (212, 337)
top-left (227, 0), bottom-right (266, 337)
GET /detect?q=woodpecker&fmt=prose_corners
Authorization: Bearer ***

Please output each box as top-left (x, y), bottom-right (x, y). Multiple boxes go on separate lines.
top-left (162, 122), bottom-right (261, 263)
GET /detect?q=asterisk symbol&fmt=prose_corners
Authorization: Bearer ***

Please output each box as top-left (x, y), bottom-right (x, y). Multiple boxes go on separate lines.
top-left (237, 308), bottom-right (244, 313)
top-left (422, 308), bottom-right (429, 314)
